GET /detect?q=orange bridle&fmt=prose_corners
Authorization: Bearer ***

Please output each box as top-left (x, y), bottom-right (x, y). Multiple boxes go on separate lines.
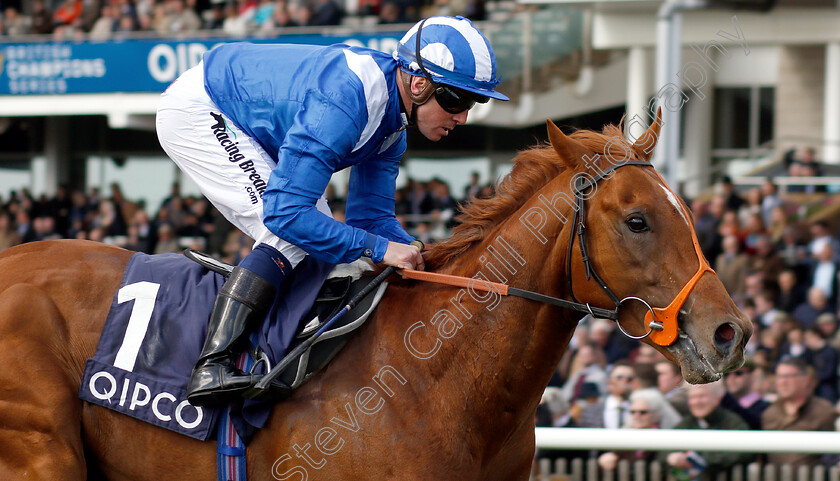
top-left (643, 172), bottom-right (715, 345)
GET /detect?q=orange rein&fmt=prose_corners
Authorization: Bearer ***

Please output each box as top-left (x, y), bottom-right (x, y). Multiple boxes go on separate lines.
top-left (400, 269), bottom-right (509, 294)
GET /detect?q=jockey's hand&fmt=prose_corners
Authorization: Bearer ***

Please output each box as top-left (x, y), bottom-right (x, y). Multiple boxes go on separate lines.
top-left (381, 241), bottom-right (425, 271)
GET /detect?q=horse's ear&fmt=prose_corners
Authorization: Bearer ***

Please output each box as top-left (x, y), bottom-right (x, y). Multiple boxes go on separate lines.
top-left (631, 107), bottom-right (663, 161)
top-left (547, 119), bottom-right (589, 169)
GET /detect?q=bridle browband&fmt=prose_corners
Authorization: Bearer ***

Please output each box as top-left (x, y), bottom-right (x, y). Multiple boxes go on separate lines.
top-left (403, 158), bottom-right (715, 347)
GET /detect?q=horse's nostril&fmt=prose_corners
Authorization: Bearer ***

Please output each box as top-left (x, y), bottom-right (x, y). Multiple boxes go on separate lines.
top-left (715, 323), bottom-right (736, 345)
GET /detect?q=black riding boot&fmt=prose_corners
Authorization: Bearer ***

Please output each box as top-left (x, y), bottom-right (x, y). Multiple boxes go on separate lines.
top-left (187, 266), bottom-right (276, 407)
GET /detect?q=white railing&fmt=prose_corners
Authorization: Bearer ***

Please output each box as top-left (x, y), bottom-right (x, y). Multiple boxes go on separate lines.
top-left (533, 428), bottom-right (840, 481)
top-left (733, 176), bottom-right (840, 187)
top-left (535, 428), bottom-right (840, 453)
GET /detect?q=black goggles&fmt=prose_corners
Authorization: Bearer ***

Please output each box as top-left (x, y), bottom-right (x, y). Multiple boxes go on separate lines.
top-left (433, 83), bottom-right (488, 114)
top-left (414, 18), bottom-right (489, 115)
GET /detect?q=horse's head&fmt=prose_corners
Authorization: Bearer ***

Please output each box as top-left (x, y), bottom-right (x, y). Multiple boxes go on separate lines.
top-left (547, 111), bottom-right (752, 383)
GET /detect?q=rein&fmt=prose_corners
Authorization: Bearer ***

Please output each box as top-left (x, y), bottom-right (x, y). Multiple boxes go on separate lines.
top-left (404, 159), bottom-right (714, 347)
top-left (400, 269), bottom-right (620, 320)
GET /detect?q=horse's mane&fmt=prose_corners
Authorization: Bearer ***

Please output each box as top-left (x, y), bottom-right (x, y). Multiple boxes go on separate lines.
top-left (424, 123), bottom-right (641, 270)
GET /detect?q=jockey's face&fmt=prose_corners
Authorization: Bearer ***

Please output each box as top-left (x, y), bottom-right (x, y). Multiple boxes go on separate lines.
top-left (411, 77), bottom-right (469, 142)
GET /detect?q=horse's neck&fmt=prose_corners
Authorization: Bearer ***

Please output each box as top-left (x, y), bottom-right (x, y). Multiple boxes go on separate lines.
top-left (397, 209), bottom-right (578, 455)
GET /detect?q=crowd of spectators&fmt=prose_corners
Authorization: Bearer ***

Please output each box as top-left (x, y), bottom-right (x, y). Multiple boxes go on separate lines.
top-left (0, 182), bottom-right (255, 263)
top-left (0, 0), bottom-right (490, 40)
top-left (0, 173), bottom-right (490, 263)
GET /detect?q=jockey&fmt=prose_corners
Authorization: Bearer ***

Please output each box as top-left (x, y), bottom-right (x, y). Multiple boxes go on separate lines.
top-left (156, 16), bottom-right (508, 407)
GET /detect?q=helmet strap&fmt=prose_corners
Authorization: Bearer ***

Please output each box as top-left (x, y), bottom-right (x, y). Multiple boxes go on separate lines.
top-left (399, 69), bottom-right (434, 127)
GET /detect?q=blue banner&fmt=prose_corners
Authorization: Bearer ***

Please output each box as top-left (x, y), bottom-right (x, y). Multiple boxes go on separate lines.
top-left (0, 32), bottom-right (403, 96)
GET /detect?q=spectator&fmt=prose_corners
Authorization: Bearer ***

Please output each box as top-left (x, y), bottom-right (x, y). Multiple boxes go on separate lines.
top-left (91, 198), bottom-right (127, 237)
top-left (762, 357), bottom-right (837, 469)
top-left (562, 343), bottom-right (607, 404)
top-left (426, 178), bottom-right (458, 232)
top-left (252, 0), bottom-right (276, 27)
top-left (655, 360), bottom-right (689, 417)
top-left (767, 205), bottom-right (790, 246)
top-left (53, 0), bottom-right (83, 27)
top-left (695, 195), bottom-right (726, 262)
top-left (112, 0), bottom-right (140, 26)
top-left (535, 387), bottom-right (587, 465)
top-left (160, 0), bottom-right (202, 34)
top-left (261, 0), bottom-right (298, 29)
top-left (717, 175), bottom-right (745, 212)
top-left (30, 0), bottom-right (54, 34)
top-left (738, 186), bottom-right (762, 225)
top-left (632, 362), bottom-right (682, 428)
top-left (756, 318), bottom-right (784, 367)
top-left (754, 291), bottom-right (783, 328)
top-left (778, 323), bottom-right (807, 362)
top-left (808, 238), bottom-right (840, 306)
top-left (113, 13), bottom-right (138, 37)
top-left (203, 2), bottom-right (227, 29)
top-left (153, 223), bottom-right (181, 254)
top-left (793, 286), bottom-right (834, 329)
top-left (577, 361), bottom-right (634, 429)
top-left (804, 326), bottom-right (839, 403)
top-left (221, 1), bottom-right (249, 35)
top-left (89, 4), bottom-right (117, 40)
top-left (797, 162), bottom-right (825, 194)
top-left (309, 0), bottom-right (343, 25)
top-left (15, 209), bottom-right (36, 244)
top-left (463, 171), bottom-right (481, 201)
top-left (597, 389), bottom-right (666, 471)
top-left (33, 216), bottom-right (61, 241)
top-left (80, 0), bottom-right (102, 31)
top-left (814, 312), bottom-right (840, 351)
top-left (715, 234), bottom-right (750, 296)
top-left (720, 358), bottom-right (770, 430)
top-left (589, 317), bottom-right (636, 365)
top-left (660, 381), bottom-right (752, 481)
top-left (749, 234), bottom-right (786, 287)
top-left (717, 210), bottom-right (741, 243)
top-left (808, 221), bottom-right (840, 261)
top-left (741, 212), bottom-right (766, 255)
top-left (776, 269), bottom-right (806, 313)
top-left (760, 178), bottom-right (782, 227)
top-left (464, 0), bottom-right (486, 21)
top-left (539, 387), bottom-right (575, 428)
top-left (0, 209), bottom-right (22, 252)
top-left (633, 343), bottom-right (665, 365)
top-left (123, 223), bottom-right (150, 253)
top-left (3, 7), bottom-right (31, 36)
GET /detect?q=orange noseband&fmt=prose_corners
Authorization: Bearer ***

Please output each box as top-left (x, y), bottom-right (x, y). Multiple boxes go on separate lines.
top-left (645, 174), bottom-right (716, 346)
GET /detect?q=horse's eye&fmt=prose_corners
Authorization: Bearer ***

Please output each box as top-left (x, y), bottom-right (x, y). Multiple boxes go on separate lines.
top-left (626, 215), bottom-right (649, 233)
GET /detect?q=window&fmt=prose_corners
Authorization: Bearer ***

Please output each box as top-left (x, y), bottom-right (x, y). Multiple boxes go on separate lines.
top-left (713, 86), bottom-right (775, 153)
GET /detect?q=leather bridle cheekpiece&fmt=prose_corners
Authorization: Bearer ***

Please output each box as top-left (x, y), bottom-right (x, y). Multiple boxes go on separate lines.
top-left (565, 159), bottom-right (715, 346)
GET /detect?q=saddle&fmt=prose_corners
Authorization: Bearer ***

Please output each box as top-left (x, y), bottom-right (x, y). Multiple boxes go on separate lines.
top-left (184, 249), bottom-right (387, 400)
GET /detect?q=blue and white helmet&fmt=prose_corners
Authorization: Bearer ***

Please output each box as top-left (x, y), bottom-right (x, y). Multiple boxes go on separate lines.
top-left (394, 16), bottom-right (509, 101)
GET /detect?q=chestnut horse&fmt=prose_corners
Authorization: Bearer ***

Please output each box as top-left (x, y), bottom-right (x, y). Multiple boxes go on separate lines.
top-left (0, 115), bottom-right (751, 480)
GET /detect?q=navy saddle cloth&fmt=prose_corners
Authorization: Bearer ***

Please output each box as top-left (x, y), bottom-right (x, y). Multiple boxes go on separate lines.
top-left (78, 251), bottom-right (385, 441)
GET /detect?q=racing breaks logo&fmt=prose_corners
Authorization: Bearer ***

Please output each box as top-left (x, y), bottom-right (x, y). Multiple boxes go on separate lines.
top-left (210, 112), bottom-right (266, 205)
